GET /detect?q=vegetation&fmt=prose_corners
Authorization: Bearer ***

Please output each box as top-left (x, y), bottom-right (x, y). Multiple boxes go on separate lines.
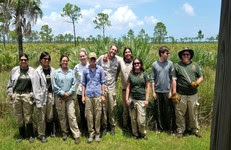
top-left (93, 13), bottom-right (112, 38)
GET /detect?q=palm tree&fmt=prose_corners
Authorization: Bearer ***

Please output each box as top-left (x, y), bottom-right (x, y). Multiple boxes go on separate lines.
top-left (6, 0), bottom-right (43, 55)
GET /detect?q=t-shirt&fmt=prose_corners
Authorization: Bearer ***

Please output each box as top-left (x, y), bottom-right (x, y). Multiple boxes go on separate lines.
top-left (73, 63), bottom-right (88, 95)
top-left (127, 71), bottom-right (150, 100)
top-left (172, 61), bottom-right (203, 95)
top-left (15, 68), bottom-right (32, 92)
top-left (151, 60), bottom-right (173, 93)
top-left (43, 68), bottom-right (52, 92)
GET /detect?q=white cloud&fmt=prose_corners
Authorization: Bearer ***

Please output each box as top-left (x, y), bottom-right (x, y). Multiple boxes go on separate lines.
top-left (144, 16), bottom-right (159, 25)
top-left (110, 6), bottom-right (143, 29)
top-left (102, 9), bottom-right (113, 15)
top-left (182, 3), bottom-right (195, 16)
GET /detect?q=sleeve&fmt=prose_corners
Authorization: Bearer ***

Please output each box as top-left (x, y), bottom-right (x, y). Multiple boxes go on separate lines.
top-left (144, 72), bottom-right (150, 82)
top-left (67, 71), bottom-right (77, 96)
top-left (52, 71), bottom-right (65, 96)
top-left (81, 69), bottom-right (87, 87)
top-left (151, 63), bottom-right (155, 82)
top-left (7, 69), bottom-right (15, 96)
top-left (127, 73), bottom-right (131, 83)
top-left (100, 67), bottom-right (106, 84)
top-left (32, 70), bottom-right (42, 108)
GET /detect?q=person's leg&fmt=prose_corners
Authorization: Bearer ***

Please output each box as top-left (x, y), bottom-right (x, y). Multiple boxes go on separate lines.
top-left (108, 90), bottom-right (116, 135)
top-left (130, 100), bottom-right (139, 138)
top-left (46, 93), bottom-right (55, 137)
top-left (85, 97), bottom-right (94, 141)
top-left (122, 90), bottom-right (129, 128)
top-left (136, 100), bottom-right (147, 138)
top-left (94, 97), bottom-right (102, 142)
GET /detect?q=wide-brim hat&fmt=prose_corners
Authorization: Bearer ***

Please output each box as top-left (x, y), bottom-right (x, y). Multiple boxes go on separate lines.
top-left (89, 52), bottom-right (97, 59)
top-left (178, 47), bottom-right (194, 60)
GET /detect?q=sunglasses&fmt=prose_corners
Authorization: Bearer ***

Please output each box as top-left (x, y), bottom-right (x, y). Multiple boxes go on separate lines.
top-left (43, 58), bottom-right (50, 61)
top-left (20, 59), bottom-right (28, 62)
top-left (134, 62), bottom-right (140, 65)
top-left (182, 53), bottom-right (190, 56)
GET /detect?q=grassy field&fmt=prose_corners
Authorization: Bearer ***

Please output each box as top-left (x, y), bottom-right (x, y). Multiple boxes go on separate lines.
top-left (0, 113), bottom-right (210, 150)
top-left (0, 42), bottom-right (217, 150)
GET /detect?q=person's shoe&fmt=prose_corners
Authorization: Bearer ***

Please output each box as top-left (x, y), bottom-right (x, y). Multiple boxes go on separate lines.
top-left (41, 136), bottom-right (47, 143)
top-left (29, 136), bottom-right (34, 143)
top-left (132, 135), bottom-right (139, 139)
top-left (95, 136), bottom-right (100, 142)
top-left (176, 133), bottom-right (184, 138)
top-left (74, 137), bottom-right (80, 144)
top-left (101, 129), bottom-right (107, 137)
top-left (88, 137), bottom-right (93, 144)
top-left (110, 128), bottom-right (115, 136)
top-left (16, 136), bottom-right (24, 142)
top-left (193, 131), bottom-right (202, 138)
top-left (62, 133), bottom-right (68, 141)
top-left (143, 135), bottom-right (148, 140)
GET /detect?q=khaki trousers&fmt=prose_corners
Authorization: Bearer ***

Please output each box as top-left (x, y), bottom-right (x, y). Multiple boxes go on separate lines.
top-left (102, 89), bottom-right (116, 129)
top-left (122, 90), bottom-right (129, 127)
top-left (85, 96), bottom-right (102, 138)
top-left (36, 93), bottom-right (53, 137)
top-left (55, 96), bottom-right (80, 138)
top-left (129, 99), bottom-right (146, 137)
top-left (13, 93), bottom-right (33, 127)
top-left (175, 93), bottom-right (199, 133)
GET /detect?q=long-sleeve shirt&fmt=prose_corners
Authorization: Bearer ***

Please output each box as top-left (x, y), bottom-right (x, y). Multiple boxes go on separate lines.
top-left (53, 68), bottom-right (77, 97)
top-left (81, 65), bottom-right (105, 97)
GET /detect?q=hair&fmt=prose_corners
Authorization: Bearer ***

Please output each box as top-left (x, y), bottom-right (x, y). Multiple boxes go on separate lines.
top-left (40, 52), bottom-right (51, 62)
top-left (79, 48), bottom-right (87, 56)
top-left (59, 54), bottom-right (69, 66)
top-left (123, 47), bottom-right (133, 59)
top-left (158, 46), bottom-right (170, 57)
top-left (109, 43), bottom-right (118, 51)
top-left (132, 58), bottom-right (145, 73)
top-left (19, 53), bottom-right (29, 60)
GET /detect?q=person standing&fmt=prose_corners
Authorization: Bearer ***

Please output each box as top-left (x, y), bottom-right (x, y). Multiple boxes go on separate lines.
top-left (151, 46), bottom-right (175, 134)
top-left (119, 47), bottom-right (133, 129)
top-left (53, 54), bottom-right (81, 144)
top-left (73, 48), bottom-right (88, 135)
top-left (97, 44), bottom-right (120, 136)
top-left (32, 52), bottom-right (55, 143)
top-left (82, 52), bottom-right (105, 143)
top-left (172, 47), bottom-right (203, 138)
top-left (7, 53), bottom-right (35, 143)
top-left (126, 58), bottom-right (150, 139)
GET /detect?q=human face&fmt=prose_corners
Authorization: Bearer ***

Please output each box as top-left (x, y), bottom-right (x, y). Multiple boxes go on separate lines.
top-left (79, 51), bottom-right (87, 65)
top-left (61, 57), bottom-right (69, 69)
top-left (124, 49), bottom-right (132, 60)
top-left (109, 45), bottom-right (118, 58)
top-left (161, 51), bottom-right (169, 60)
top-left (20, 56), bottom-right (28, 68)
top-left (41, 56), bottom-right (50, 69)
top-left (182, 52), bottom-right (191, 64)
top-left (89, 57), bottom-right (96, 67)
top-left (133, 59), bottom-right (141, 71)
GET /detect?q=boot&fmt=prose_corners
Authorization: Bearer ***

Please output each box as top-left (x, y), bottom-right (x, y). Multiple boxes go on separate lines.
top-left (47, 121), bottom-right (55, 138)
top-left (17, 126), bottom-right (25, 142)
top-left (26, 123), bottom-right (34, 143)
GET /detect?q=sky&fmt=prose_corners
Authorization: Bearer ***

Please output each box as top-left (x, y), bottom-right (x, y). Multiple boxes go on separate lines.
top-left (32, 0), bottom-right (221, 39)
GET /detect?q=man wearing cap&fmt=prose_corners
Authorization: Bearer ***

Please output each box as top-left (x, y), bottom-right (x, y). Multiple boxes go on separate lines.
top-left (97, 44), bottom-right (120, 136)
top-left (172, 47), bottom-right (203, 138)
top-left (82, 52), bottom-right (105, 143)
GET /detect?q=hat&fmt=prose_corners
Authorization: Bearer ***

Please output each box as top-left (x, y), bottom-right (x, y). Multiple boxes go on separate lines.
top-left (89, 52), bottom-right (97, 59)
top-left (178, 47), bottom-right (194, 60)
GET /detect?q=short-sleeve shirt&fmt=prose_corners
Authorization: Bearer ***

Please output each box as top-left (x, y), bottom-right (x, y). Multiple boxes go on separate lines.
top-left (172, 61), bottom-right (203, 95)
top-left (73, 63), bottom-right (88, 95)
top-left (127, 71), bottom-right (150, 100)
top-left (151, 60), bottom-right (173, 93)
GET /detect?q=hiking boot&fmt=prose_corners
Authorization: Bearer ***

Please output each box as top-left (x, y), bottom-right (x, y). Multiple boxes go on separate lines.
top-left (74, 137), bottom-right (80, 144)
top-left (193, 131), bottom-right (202, 138)
top-left (41, 136), bottom-right (47, 143)
top-left (176, 133), bottom-right (183, 138)
top-left (143, 135), bottom-right (148, 140)
top-left (29, 136), bottom-right (34, 143)
top-left (101, 129), bottom-right (107, 137)
top-left (95, 136), bottom-right (100, 142)
top-left (88, 137), bottom-right (93, 144)
top-left (110, 128), bottom-right (115, 136)
top-left (62, 133), bottom-right (68, 141)
top-left (17, 127), bottom-right (25, 142)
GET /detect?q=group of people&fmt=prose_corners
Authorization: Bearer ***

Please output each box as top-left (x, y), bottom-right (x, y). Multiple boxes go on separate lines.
top-left (7, 44), bottom-right (203, 144)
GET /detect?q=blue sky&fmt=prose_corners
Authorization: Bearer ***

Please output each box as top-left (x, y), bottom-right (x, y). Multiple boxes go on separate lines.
top-left (33, 0), bottom-right (221, 39)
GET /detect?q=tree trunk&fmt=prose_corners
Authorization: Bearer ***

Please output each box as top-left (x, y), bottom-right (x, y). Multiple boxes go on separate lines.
top-left (210, 0), bottom-right (231, 149)
top-left (17, 26), bottom-right (23, 56)
top-left (73, 21), bottom-right (76, 47)
top-left (3, 34), bottom-right (6, 48)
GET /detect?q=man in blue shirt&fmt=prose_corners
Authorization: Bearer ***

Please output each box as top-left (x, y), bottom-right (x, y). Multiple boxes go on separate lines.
top-left (82, 52), bottom-right (105, 143)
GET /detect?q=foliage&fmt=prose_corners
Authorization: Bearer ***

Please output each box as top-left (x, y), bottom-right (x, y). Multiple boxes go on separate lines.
top-left (153, 22), bottom-right (167, 44)
top-left (39, 25), bottom-right (53, 43)
top-left (93, 13), bottom-right (111, 38)
top-left (61, 3), bottom-right (81, 47)
top-left (197, 30), bottom-right (204, 41)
